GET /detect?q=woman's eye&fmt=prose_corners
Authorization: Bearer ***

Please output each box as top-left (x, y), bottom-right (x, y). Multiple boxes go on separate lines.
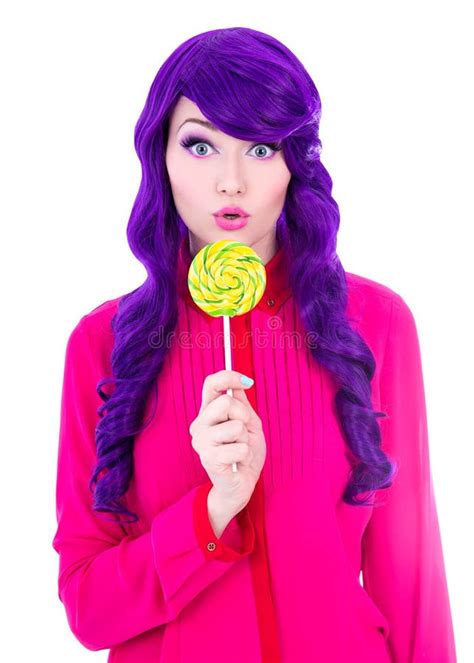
top-left (179, 134), bottom-right (282, 159)
top-left (248, 143), bottom-right (281, 159)
top-left (179, 135), bottom-right (216, 157)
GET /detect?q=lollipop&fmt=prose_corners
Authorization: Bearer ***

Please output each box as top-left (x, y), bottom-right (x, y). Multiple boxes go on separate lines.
top-left (188, 240), bottom-right (266, 472)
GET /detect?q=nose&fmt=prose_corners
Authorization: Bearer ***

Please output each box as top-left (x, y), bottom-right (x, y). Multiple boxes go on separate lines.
top-left (217, 158), bottom-right (246, 195)
top-left (219, 184), bottom-right (244, 194)
top-left (217, 177), bottom-right (245, 196)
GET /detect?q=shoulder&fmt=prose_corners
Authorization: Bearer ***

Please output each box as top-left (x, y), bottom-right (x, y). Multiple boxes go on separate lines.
top-left (67, 296), bottom-right (123, 370)
top-left (345, 272), bottom-right (416, 353)
top-left (80, 295), bottom-right (122, 329)
top-left (346, 271), bottom-right (404, 302)
top-left (346, 271), bottom-right (411, 318)
top-left (75, 296), bottom-right (122, 335)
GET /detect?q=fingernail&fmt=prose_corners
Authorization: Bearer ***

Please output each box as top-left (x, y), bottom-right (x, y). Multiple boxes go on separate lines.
top-left (240, 374), bottom-right (254, 386)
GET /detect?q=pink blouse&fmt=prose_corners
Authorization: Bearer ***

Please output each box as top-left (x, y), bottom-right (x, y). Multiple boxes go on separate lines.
top-left (52, 236), bottom-right (457, 661)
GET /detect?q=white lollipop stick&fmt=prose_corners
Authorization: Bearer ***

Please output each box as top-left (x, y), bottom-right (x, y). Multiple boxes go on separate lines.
top-left (223, 314), bottom-right (238, 473)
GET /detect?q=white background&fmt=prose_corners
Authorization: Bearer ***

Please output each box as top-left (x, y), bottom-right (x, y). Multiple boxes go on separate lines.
top-left (1, 0), bottom-right (471, 660)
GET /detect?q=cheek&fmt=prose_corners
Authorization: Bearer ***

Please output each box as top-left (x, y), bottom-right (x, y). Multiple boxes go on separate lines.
top-left (262, 169), bottom-right (291, 202)
top-left (167, 154), bottom-right (206, 199)
top-left (252, 155), bottom-right (291, 193)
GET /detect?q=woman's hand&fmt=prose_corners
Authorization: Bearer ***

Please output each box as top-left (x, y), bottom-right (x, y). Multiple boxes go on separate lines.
top-left (189, 369), bottom-right (266, 512)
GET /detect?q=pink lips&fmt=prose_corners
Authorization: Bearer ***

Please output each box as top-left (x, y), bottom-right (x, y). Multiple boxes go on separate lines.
top-left (213, 206), bottom-right (250, 231)
top-left (214, 206), bottom-right (249, 217)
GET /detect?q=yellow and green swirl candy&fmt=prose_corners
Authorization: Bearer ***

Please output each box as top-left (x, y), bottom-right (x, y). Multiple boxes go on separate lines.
top-left (188, 240), bottom-right (267, 317)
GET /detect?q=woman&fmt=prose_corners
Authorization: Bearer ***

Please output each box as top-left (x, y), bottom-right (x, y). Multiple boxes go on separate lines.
top-left (52, 26), bottom-right (457, 662)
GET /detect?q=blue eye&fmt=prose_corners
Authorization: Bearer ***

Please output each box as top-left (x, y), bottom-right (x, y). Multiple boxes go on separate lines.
top-left (248, 143), bottom-right (281, 159)
top-left (179, 135), bottom-right (216, 157)
top-left (179, 133), bottom-right (282, 159)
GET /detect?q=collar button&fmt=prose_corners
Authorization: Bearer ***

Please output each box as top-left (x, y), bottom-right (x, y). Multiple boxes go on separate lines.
top-left (267, 298), bottom-right (275, 307)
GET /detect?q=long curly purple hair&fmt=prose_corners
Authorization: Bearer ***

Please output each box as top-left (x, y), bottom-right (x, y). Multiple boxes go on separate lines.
top-left (91, 26), bottom-right (397, 524)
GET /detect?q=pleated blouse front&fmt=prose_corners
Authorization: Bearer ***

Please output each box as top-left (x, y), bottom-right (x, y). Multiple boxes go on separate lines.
top-left (52, 236), bottom-right (457, 662)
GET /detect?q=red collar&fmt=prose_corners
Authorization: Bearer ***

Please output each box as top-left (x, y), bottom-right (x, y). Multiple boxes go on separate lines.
top-left (177, 235), bottom-right (292, 316)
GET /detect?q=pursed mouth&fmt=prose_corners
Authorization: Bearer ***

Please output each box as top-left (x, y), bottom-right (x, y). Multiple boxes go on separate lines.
top-left (214, 214), bottom-right (249, 228)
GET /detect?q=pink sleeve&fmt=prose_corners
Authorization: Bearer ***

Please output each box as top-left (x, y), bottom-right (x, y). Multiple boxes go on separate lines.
top-left (51, 320), bottom-right (255, 652)
top-left (361, 296), bottom-right (457, 662)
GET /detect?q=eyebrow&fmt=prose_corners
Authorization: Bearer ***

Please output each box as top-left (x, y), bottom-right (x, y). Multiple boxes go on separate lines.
top-left (177, 118), bottom-right (218, 132)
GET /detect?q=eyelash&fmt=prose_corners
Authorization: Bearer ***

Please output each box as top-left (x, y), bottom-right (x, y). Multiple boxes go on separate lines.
top-left (179, 133), bottom-right (282, 159)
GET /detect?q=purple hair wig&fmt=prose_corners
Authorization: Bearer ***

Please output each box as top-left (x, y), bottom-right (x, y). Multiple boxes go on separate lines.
top-left (91, 26), bottom-right (397, 524)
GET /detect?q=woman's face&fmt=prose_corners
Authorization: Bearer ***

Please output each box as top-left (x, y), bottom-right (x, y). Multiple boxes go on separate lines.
top-left (165, 95), bottom-right (292, 263)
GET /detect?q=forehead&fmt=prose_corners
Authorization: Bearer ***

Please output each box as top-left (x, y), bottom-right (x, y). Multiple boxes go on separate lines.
top-left (169, 95), bottom-right (210, 129)
top-left (167, 95), bottom-right (257, 144)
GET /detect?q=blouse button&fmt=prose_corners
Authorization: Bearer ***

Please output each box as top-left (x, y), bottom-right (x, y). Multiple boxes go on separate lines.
top-left (267, 298), bottom-right (275, 307)
top-left (207, 542), bottom-right (217, 552)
